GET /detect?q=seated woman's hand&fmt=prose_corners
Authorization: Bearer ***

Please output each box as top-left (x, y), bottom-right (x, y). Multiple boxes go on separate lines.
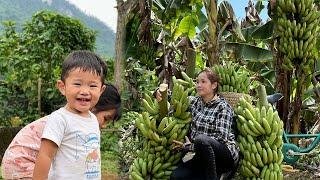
top-left (172, 136), bottom-right (193, 153)
top-left (155, 89), bottom-right (162, 101)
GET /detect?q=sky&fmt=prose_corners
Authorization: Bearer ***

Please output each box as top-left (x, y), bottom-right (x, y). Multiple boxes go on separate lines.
top-left (67, 0), bottom-right (268, 33)
top-left (67, 0), bottom-right (117, 32)
top-left (229, 0), bottom-right (268, 20)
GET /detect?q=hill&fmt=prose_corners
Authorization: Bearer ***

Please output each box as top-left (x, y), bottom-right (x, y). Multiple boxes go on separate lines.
top-left (0, 0), bottom-right (115, 57)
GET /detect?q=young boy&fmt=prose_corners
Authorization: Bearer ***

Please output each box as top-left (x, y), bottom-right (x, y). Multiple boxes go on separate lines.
top-left (1, 84), bottom-right (122, 179)
top-left (33, 50), bottom-right (106, 179)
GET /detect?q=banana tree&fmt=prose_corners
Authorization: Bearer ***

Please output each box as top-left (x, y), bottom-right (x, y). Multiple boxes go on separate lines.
top-left (151, 0), bottom-right (202, 82)
top-left (198, 0), bottom-right (276, 72)
top-left (152, 0), bottom-right (250, 79)
top-left (273, 0), bottom-right (320, 140)
top-left (121, 0), bottom-right (274, 88)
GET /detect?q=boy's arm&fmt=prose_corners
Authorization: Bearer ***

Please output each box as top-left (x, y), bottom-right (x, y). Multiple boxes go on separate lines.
top-left (33, 139), bottom-right (58, 180)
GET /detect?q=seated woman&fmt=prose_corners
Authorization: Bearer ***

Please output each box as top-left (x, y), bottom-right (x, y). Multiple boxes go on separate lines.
top-left (170, 68), bottom-right (239, 180)
top-left (1, 84), bottom-right (121, 179)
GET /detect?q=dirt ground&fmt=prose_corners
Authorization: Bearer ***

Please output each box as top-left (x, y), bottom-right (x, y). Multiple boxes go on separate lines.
top-left (102, 171), bottom-right (121, 180)
top-left (283, 170), bottom-right (320, 180)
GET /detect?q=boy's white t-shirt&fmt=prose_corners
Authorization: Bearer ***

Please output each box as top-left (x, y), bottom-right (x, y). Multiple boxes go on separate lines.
top-left (42, 107), bottom-right (101, 180)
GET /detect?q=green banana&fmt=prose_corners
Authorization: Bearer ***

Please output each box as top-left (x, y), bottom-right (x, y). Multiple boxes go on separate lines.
top-left (267, 132), bottom-right (277, 146)
top-left (267, 147), bottom-right (274, 163)
top-left (142, 99), bottom-right (158, 115)
top-left (163, 120), bottom-right (177, 134)
top-left (158, 117), bottom-right (168, 132)
top-left (242, 123), bottom-right (259, 137)
top-left (255, 153), bottom-right (264, 168)
top-left (261, 118), bottom-right (272, 135)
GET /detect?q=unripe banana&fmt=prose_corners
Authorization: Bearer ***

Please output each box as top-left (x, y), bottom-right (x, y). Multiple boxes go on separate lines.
top-left (142, 99), bottom-right (158, 115)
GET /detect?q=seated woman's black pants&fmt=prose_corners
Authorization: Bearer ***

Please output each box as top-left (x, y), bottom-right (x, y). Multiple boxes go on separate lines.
top-left (170, 134), bottom-right (235, 180)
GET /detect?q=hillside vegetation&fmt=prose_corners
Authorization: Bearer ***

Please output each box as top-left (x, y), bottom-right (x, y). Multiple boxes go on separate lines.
top-left (0, 0), bottom-right (115, 57)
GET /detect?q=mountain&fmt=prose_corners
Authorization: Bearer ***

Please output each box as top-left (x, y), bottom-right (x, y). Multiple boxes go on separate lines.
top-left (0, 0), bottom-right (115, 57)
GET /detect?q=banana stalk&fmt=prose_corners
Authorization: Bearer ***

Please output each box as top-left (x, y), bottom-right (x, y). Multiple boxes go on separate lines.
top-left (257, 84), bottom-right (268, 108)
top-left (158, 83), bottom-right (169, 120)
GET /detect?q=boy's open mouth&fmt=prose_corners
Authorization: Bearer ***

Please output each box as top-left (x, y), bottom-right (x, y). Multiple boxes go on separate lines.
top-left (77, 98), bottom-right (90, 102)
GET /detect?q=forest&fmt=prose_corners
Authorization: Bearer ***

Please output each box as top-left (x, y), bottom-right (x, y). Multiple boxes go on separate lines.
top-left (0, 0), bottom-right (115, 56)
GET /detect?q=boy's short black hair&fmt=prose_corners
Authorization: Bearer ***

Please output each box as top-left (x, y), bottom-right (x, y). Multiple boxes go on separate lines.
top-left (61, 50), bottom-right (106, 84)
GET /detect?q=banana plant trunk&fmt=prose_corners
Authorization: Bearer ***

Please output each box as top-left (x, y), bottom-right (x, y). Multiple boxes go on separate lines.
top-left (180, 36), bottom-right (196, 78)
top-left (290, 70), bottom-right (306, 144)
top-left (274, 54), bottom-right (290, 131)
top-left (185, 48), bottom-right (196, 78)
top-left (204, 0), bottom-right (219, 66)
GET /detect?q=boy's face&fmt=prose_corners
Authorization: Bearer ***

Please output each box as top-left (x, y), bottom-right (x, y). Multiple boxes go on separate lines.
top-left (57, 68), bottom-right (105, 117)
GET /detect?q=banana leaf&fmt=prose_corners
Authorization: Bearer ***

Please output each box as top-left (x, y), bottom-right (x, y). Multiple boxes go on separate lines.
top-left (251, 20), bottom-right (274, 40)
top-left (224, 42), bottom-right (273, 62)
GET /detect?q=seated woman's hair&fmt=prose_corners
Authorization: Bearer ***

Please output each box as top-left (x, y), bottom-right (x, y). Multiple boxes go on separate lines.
top-left (199, 67), bottom-right (220, 92)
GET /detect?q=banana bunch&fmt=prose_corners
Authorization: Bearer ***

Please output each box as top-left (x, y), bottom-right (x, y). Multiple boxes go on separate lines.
top-left (173, 71), bottom-right (196, 96)
top-left (141, 93), bottom-right (160, 116)
top-left (234, 97), bottom-right (284, 179)
top-left (130, 75), bottom-right (193, 180)
top-left (170, 76), bottom-right (195, 120)
top-left (275, 0), bottom-right (319, 71)
top-left (131, 113), bottom-right (190, 180)
top-left (212, 62), bottom-right (250, 94)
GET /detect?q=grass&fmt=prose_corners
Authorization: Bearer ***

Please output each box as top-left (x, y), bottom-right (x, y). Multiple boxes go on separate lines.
top-left (100, 123), bottom-right (122, 178)
top-left (0, 153), bottom-right (120, 179)
top-left (101, 150), bottom-right (120, 175)
top-left (0, 159), bottom-right (119, 179)
top-left (0, 165), bottom-right (2, 180)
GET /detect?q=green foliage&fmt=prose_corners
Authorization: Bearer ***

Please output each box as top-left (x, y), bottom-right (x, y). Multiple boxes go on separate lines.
top-left (101, 151), bottom-right (120, 174)
top-left (123, 58), bottom-right (159, 111)
top-left (117, 111), bottom-right (141, 174)
top-left (99, 111), bottom-right (141, 176)
top-left (101, 130), bottom-right (119, 153)
top-left (177, 14), bottom-right (198, 39)
top-left (0, 10), bottom-right (96, 124)
top-left (0, 82), bottom-right (40, 127)
top-left (153, 0), bottom-right (202, 41)
top-left (124, 0), bottom-right (203, 75)
top-left (0, 0), bottom-right (115, 56)
top-left (100, 115), bottom-right (126, 152)
top-left (100, 111), bottom-right (141, 176)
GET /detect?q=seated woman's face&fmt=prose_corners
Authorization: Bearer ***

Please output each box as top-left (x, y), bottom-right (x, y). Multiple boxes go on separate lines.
top-left (95, 109), bottom-right (117, 129)
top-left (196, 72), bottom-right (216, 98)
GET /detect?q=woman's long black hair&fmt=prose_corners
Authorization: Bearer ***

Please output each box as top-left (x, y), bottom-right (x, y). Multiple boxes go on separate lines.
top-left (94, 84), bottom-right (121, 121)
